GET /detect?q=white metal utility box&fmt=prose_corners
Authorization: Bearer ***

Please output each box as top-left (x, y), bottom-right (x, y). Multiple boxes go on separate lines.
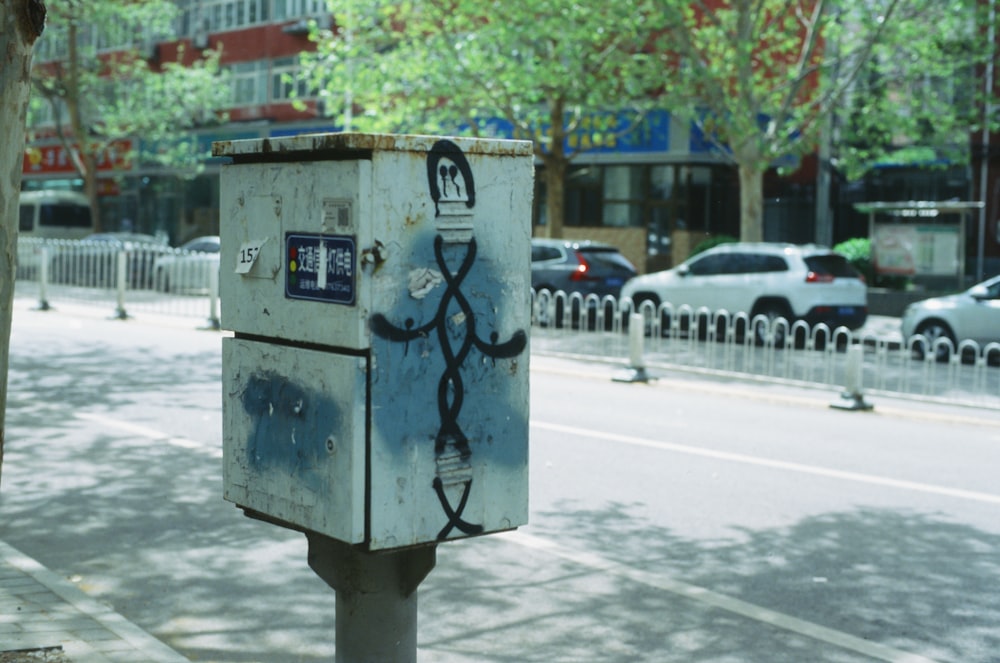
top-left (214, 133), bottom-right (533, 551)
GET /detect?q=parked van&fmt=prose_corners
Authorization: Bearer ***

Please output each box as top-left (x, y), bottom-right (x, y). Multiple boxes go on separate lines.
top-left (17, 190), bottom-right (95, 277)
top-left (18, 190), bottom-right (94, 239)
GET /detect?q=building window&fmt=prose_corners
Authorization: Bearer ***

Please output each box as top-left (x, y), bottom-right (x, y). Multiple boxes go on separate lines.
top-left (271, 57), bottom-right (311, 102)
top-left (28, 98), bottom-right (60, 129)
top-left (546, 162), bottom-right (739, 242)
top-left (603, 165), bottom-right (643, 228)
top-left (273, 0), bottom-right (327, 20)
top-left (34, 29), bottom-right (67, 62)
top-left (565, 167), bottom-right (603, 227)
top-left (95, 23), bottom-right (132, 52)
top-left (193, 0), bottom-right (271, 34)
top-left (230, 61), bottom-right (268, 106)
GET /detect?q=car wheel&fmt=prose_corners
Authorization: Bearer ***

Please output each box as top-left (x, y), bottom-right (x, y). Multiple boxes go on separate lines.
top-left (913, 320), bottom-right (955, 362)
top-left (752, 303), bottom-right (791, 347)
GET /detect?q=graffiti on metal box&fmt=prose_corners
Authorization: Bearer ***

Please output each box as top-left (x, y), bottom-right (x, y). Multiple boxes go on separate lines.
top-left (371, 139), bottom-right (527, 540)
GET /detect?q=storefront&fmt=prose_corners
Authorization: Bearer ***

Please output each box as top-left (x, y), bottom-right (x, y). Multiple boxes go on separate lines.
top-left (21, 126), bottom-right (273, 244)
top-left (23, 112), bottom-right (974, 274)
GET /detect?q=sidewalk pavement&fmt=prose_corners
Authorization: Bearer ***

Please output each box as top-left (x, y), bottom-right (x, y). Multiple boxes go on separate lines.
top-left (0, 297), bottom-right (903, 663)
top-left (0, 541), bottom-right (188, 663)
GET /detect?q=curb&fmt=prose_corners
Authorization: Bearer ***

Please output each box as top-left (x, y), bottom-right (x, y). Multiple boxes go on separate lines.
top-left (0, 541), bottom-right (188, 663)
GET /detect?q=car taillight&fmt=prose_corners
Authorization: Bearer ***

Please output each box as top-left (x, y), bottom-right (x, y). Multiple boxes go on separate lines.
top-left (569, 252), bottom-right (594, 281)
top-left (805, 271), bottom-right (834, 283)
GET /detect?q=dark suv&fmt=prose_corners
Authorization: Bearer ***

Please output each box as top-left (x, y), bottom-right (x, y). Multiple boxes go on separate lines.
top-left (531, 238), bottom-right (637, 327)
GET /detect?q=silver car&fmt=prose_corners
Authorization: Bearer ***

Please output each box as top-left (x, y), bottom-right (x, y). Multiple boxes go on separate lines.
top-left (901, 275), bottom-right (1000, 359)
top-left (152, 236), bottom-right (221, 294)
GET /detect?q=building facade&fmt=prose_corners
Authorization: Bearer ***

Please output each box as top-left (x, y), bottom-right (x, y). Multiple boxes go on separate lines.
top-left (22, 0), bottom-right (994, 277)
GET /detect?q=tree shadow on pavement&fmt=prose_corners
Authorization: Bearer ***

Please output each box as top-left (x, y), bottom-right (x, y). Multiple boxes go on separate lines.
top-left (4, 428), bottom-right (998, 662)
top-left (0, 421), bottom-right (338, 662)
top-left (7, 341), bottom-right (221, 416)
top-left (419, 501), bottom-right (1000, 662)
top-left (4, 325), bottom-right (998, 662)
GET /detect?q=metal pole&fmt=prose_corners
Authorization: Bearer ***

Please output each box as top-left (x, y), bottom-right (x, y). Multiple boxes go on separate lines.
top-left (208, 265), bottom-right (220, 330)
top-left (628, 312), bottom-right (645, 370)
top-left (37, 244), bottom-right (50, 311)
top-left (830, 343), bottom-right (873, 411)
top-left (305, 532), bottom-right (436, 663)
top-left (614, 313), bottom-right (652, 383)
top-left (977, 0), bottom-right (996, 283)
top-left (115, 249), bottom-right (128, 319)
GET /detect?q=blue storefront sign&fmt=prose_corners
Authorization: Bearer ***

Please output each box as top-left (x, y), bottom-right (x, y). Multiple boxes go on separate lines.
top-left (467, 109), bottom-right (672, 155)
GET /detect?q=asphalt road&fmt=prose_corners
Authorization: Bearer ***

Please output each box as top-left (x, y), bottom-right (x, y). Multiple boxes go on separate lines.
top-left (3, 303), bottom-right (1000, 662)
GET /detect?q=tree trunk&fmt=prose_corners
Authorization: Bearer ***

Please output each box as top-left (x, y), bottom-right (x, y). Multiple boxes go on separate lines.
top-left (737, 161), bottom-right (765, 242)
top-left (541, 154), bottom-right (567, 239)
top-left (64, 19), bottom-right (102, 232)
top-left (537, 96), bottom-right (568, 239)
top-left (0, 0), bottom-right (46, 487)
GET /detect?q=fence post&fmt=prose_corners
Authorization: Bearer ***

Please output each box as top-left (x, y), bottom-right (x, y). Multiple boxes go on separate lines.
top-left (207, 265), bottom-right (221, 330)
top-left (114, 250), bottom-right (128, 319)
top-left (37, 244), bottom-right (51, 311)
top-left (614, 313), bottom-right (653, 383)
top-left (831, 343), bottom-right (873, 411)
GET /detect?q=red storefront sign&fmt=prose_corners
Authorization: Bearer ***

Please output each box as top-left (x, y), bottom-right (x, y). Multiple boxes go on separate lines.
top-left (23, 140), bottom-right (133, 175)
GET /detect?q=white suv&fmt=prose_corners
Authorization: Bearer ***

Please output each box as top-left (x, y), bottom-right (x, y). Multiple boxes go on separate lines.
top-left (620, 242), bottom-right (868, 336)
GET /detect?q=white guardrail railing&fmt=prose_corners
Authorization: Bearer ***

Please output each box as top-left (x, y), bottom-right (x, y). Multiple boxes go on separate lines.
top-left (16, 237), bottom-right (220, 327)
top-left (15, 237), bottom-right (1000, 409)
top-left (530, 289), bottom-right (1000, 411)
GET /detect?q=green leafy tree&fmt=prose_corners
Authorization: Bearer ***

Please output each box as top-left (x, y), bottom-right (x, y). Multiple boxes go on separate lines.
top-left (651, 0), bottom-right (997, 242)
top-left (1, 0), bottom-right (46, 487)
top-left (650, 0), bottom-right (897, 242)
top-left (300, 0), bottom-right (669, 238)
top-left (835, 0), bottom-right (992, 180)
top-left (29, 0), bottom-right (229, 231)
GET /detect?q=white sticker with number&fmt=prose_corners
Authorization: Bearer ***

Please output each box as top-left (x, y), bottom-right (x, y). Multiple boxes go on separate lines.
top-left (236, 239), bottom-right (266, 274)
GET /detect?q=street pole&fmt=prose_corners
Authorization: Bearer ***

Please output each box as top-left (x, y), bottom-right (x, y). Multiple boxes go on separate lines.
top-left (816, 113), bottom-right (833, 247)
top-left (306, 533), bottom-right (436, 663)
top-left (977, 0), bottom-right (996, 283)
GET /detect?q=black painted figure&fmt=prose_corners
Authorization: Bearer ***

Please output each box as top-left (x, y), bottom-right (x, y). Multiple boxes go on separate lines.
top-left (371, 140), bottom-right (527, 540)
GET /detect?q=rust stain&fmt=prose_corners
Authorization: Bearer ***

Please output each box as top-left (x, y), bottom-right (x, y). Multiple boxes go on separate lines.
top-left (361, 240), bottom-right (387, 271)
top-left (211, 140), bottom-right (232, 157)
top-left (213, 132), bottom-right (533, 158)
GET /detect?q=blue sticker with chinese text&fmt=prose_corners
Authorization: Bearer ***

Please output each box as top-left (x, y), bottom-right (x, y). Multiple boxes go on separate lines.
top-left (285, 233), bottom-right (355, 305)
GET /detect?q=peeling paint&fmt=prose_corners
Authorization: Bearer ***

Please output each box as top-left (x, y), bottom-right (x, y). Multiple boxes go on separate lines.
top-left (408, 267), bottom-right (443, 299)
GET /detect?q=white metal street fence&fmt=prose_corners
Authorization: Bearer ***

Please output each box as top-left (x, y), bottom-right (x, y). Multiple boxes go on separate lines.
top-left (13, 240), bottom-right (1000, 409)
top-left (532, 288), bottom-right (1000, 410)
top-left (16, 237), bottom-right (220, 327)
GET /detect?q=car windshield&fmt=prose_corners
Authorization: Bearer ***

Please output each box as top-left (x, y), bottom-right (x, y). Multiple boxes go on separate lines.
top-left (804, 255), bottom-right (859, 278)
top-left (580, 248), bottom-right (635, 271)
top-left (972, 275), bottom-right (1000, 297)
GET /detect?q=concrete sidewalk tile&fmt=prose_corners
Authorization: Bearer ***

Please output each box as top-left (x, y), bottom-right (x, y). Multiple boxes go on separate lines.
top-left (0, 541), bottom-right (189, 662)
